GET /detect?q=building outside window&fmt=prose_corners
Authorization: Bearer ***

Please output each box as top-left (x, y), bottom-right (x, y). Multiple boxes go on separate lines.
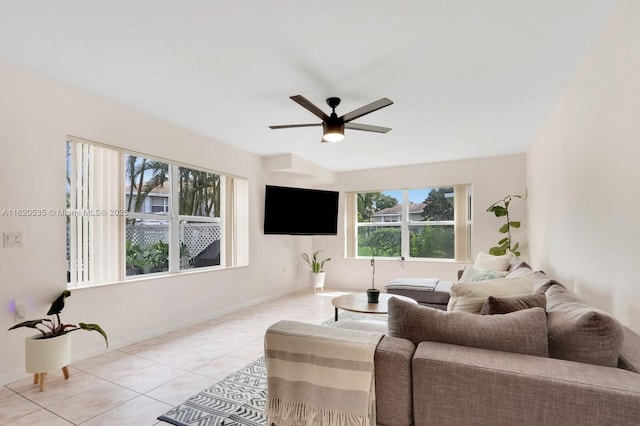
top-left (149, 194), bottom-right (169, 214)
top-left (346, 185), bottom-right (471, 261)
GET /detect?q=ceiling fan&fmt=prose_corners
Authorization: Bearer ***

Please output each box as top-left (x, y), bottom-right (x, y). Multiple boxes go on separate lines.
top-left (269, 95), bottom-right (393, 143)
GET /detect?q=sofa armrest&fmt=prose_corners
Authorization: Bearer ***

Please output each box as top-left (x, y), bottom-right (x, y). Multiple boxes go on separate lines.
top-left (375, 335), bottom-right (415, 426)
top-left (412, 341), bottom-right (640, 426)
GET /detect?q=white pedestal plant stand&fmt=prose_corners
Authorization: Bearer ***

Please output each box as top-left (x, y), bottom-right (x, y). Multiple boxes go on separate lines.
top-left (310, 271), bottom-right (326, 293)
top-left (25, 333), bottom-right (71, 392)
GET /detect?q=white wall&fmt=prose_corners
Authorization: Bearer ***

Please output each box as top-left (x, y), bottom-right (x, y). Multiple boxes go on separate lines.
top-left (314, 155), bottom-right (528, 290)
top-left (527, 0), bottom-right (640, 332)
top-left (0, 61), bottom-right (305, 385)
top-left (0, 59), bottom-right (529, 386)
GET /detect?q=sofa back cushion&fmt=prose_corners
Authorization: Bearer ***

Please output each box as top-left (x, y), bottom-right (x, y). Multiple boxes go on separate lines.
top-left (545, 285), bottom-right (624, 367)
top-left (505, 265), bottom-right (563, 294)
top-left (507, 257), bottom-right (532, 272)
top-left (388, 297), bottom-right (549, 357)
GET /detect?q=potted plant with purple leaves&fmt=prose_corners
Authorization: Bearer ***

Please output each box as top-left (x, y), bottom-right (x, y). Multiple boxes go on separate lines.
top-left (8, 290), bottom-right (108, 391)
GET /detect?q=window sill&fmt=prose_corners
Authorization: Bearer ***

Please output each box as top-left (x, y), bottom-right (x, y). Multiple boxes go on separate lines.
top-left (347, 256), bottom-right (470, 264)
top-left (67, 264), bottom-right (248, 291)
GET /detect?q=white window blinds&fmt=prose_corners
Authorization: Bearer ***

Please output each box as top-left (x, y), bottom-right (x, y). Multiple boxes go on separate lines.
top-left (68, 139), bottom-right (123, 286)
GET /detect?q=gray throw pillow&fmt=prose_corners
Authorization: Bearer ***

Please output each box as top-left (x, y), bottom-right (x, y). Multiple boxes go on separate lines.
top-left (545, 285), bottom-right (623, 367)
top-left (388, 297), bottom-right (549, 357)
top-left (480, 293), bottom-right (547, 315)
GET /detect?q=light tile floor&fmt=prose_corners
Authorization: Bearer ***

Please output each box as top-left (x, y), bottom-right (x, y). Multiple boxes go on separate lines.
top-left (0, 288), bottom-right (351, 425)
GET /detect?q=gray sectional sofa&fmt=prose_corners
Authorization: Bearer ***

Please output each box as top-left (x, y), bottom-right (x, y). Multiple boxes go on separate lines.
top-left (376, 261), bottom-right (640, 426)
top-left (283, 261), bottom-right (640, 425)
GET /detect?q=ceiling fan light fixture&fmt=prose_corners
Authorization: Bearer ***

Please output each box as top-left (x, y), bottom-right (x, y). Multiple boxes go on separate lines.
top-left (322, 121), bottom-right (344, 143)
top-left (269, 95), bottom-right (393, 143)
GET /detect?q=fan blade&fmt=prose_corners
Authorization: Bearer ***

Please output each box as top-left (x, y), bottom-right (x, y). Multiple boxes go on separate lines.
top-left (269, 123), bottom-right (322, 129)
top-left (342, 98), bottom-right (393, 123)
top-left (290, 95), bottom-right (330, 121)
top-left (345, 123), bottom-right (392, 133)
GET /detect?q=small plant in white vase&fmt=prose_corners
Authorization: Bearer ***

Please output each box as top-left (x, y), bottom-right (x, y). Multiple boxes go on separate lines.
top-left (301, 251), bottom-right (331, 293)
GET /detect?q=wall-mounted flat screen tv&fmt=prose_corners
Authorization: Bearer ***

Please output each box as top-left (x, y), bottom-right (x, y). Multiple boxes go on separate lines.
top-left (264, 185), bottom-right (339, 235)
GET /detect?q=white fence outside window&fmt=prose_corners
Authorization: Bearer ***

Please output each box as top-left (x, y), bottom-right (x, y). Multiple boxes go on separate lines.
top-left (126, 222), bottom-right (221, 264)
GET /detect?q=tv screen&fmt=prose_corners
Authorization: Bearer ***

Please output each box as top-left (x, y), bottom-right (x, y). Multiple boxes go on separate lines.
top-left (264, 185), bottom-right (339, 235)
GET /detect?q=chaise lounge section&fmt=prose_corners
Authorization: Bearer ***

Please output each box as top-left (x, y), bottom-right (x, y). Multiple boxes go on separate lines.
top-left (385, 278), bottom-right (452, 310)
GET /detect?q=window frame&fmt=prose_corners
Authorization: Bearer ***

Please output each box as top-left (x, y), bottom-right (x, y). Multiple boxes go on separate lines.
top-left (347, 185), bottom-right (471, 261)
top-left (171, 163), bottom-right (225, 272)
top-left (66, 136), bottom-right (247, 288)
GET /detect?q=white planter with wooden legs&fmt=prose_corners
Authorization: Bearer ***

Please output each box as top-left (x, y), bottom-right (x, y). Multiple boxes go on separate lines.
top-left (309, 272), bottom-right (326, 293)
top-left (25, 333), bottom-right (71, 391)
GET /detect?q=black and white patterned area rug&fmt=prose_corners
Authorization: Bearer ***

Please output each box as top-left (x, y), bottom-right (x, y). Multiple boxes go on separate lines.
top-left (158, 357), bottom-right (267, 426)
top-left (158, 312), bottom-right (386, 426)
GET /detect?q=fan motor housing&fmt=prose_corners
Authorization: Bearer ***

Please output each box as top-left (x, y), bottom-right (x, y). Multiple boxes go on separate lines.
top-left (326, 97), bottom-right (341, 109)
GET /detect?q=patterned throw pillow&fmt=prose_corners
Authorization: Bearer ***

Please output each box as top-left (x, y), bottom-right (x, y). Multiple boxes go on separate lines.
top-left (459, 266), bottom-right (509, 282)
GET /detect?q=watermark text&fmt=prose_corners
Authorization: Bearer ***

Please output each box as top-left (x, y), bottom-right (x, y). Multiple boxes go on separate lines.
top-left (1, 208), bottom-right (129, 217)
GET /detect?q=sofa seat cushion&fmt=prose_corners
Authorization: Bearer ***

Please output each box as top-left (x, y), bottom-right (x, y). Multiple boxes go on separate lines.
top-left (545, 285), bottom-right (624, 367)
top-left (388, 297), bottom-right (549, 357)
top-left (448, 276), bottom-right (534, 313)
top-left (412, 341), bottom-right (640, 426)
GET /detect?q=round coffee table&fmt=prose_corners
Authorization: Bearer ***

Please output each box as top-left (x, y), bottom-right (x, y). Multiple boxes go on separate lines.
top-left (331, 292), bottom-right (417, 321)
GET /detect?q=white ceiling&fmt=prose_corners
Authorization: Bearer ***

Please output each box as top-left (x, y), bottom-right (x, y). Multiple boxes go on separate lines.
top-left (0, 0), bottom-right (618, 172)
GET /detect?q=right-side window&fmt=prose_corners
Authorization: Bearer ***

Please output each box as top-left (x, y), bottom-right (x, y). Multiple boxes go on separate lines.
top-left (349, 185), bottom-right (471, 261)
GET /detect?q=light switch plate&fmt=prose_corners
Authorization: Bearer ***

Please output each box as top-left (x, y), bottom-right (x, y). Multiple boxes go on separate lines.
top-left (3, 232), bottom-right (24, 248)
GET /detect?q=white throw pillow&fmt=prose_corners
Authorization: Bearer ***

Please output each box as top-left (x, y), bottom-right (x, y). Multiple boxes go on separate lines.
top-left (459, 266), bottom-right (509, 282)
top-left (474, 252), bottom-right (513, 271)
top-left (447, 276), bottom-right (534, 313)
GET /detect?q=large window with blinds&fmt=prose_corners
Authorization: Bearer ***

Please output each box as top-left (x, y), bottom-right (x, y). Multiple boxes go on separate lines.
top-left (66, 137), bottom-right (249, 287)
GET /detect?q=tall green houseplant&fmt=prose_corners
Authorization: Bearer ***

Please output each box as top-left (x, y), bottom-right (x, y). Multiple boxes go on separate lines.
top-left (487, 194), bottom-right (522, 257)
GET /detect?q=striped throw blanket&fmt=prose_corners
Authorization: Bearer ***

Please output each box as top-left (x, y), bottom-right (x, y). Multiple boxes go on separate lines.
top-left (265, 320), bottom-right (384, 426)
